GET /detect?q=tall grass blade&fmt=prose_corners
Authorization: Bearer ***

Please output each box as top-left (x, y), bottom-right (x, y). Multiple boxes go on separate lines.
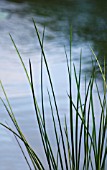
top-left (64, 116), bottom-right (72, 170)
top-left (47, 89), bottom-right (64, 170)
top-left (29, 60), bottom-right (52, 170)
top-left (33, 19), bottom-right (68, 170)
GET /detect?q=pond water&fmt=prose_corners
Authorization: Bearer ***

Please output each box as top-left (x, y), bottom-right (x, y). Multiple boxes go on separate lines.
top-left (0, 0), bottom-right (107, 169)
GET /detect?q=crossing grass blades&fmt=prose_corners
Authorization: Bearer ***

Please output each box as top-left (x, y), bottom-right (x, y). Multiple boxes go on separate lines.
top-left (0, 20), bottom-right (107, 170)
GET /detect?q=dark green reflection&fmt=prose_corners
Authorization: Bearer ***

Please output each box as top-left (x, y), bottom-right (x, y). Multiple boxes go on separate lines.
top-left (6, 0), bottom-right (107, 77)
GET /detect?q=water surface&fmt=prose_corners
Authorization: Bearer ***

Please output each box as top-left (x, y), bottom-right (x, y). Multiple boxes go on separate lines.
top-left (0, 0), bottom-right (107, 169)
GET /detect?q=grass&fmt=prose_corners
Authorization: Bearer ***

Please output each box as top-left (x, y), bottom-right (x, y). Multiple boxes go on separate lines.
top-left (0, 20), bottom-right (107, 170)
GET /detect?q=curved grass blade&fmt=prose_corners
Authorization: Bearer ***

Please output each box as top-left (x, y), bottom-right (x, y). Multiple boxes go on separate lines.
top-left (0, 82), bottom-right (45, 170)
top-left (33, 19), bottom-right (68, 170)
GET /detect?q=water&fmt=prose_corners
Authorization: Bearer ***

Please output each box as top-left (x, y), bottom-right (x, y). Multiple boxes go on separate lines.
top-left (0, 0), bottom-right (107, 169)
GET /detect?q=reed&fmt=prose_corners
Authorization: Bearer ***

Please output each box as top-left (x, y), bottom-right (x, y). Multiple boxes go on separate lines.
top-left (0, 20), bottom-right (107, 170)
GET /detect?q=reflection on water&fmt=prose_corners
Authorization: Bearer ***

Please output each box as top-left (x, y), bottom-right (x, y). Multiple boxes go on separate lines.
top-left (0, 0), bottom-right (107, 169)
top-left (0, 0), bottom-right (107, 70)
